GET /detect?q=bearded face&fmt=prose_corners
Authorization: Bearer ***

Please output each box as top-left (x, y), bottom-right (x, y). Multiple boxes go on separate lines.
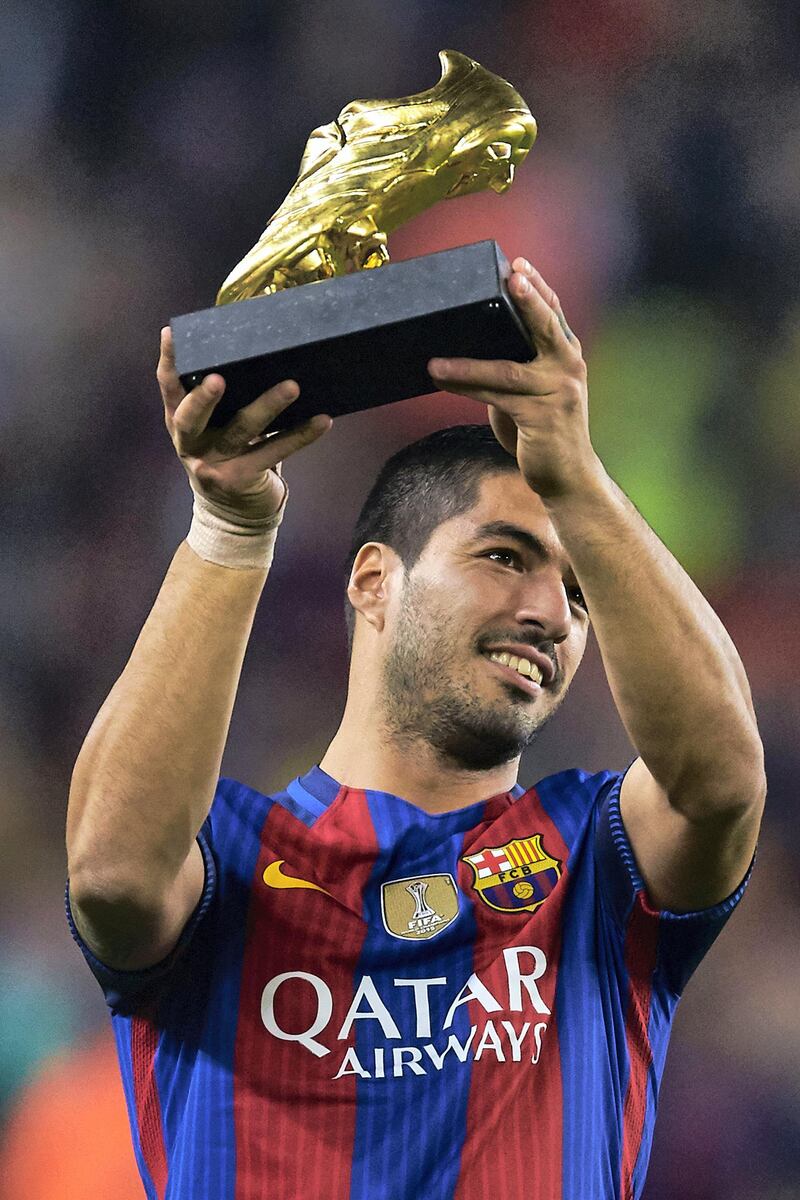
top-left (373, 475), bottom-right (588, 775)
top-left (378, 572), bottom-right (568, 773)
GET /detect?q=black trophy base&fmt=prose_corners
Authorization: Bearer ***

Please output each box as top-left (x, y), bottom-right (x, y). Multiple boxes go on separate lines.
top-left (170, 240), bottom-right (534, 435)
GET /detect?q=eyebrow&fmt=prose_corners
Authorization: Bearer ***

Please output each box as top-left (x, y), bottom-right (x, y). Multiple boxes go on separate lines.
top-left (471, 521), bottom-right (572, 574)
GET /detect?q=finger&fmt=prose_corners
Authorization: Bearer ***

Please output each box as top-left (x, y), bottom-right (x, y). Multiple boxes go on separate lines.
top-left (488, 404), bottom-right (519, 458)
top-left (222, 379), bottom-right (300, 442)
top-left (237, 412), bottom-right (333, 469)
top-left (512, 258), bottom-right (562, 312)
top-left (428, 354), bottom-right (553, 395)
top-left (511, 259), bottom-right (579, 348)
top-left (507, 270), bottom-right (572, 354)
top-left (432, 378), bottom-right (539, 422)
top-left (209, 379), bottom-right (302, 458)
top-left (171, 373), bottom-right (228, 447)
top-left (157, 326), bottom-right (186, 415)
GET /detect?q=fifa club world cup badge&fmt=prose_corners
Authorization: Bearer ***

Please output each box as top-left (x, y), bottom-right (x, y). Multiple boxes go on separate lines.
top-left (381, 874), bottom-right (460, 941)
top-left (461, 835), bottom-right (562, 915)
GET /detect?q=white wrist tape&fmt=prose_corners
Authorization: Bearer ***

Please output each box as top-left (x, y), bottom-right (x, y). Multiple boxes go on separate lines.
top-left (186, 476), bottom-right (288, 570)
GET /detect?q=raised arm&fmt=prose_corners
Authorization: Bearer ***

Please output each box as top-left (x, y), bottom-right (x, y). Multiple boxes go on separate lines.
top-left (66, 330), bottom-right (332, 969)
top-left (428, 258), bottom-right (765, 912)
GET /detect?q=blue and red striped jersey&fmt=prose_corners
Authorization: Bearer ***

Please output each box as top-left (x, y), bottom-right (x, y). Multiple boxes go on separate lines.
top-left (66, 763), bottom-right (753, 1200)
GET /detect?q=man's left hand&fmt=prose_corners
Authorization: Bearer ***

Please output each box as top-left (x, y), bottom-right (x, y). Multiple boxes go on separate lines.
top-left (427, 258), bottom-right (605, 501)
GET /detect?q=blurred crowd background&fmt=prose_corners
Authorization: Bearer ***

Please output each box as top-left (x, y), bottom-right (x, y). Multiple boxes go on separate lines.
top-left (1, 0), bottom-right (798, 1196)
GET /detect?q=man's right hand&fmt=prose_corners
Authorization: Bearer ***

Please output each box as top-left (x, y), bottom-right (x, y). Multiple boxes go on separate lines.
top-left (157, 326), bottom-right (333, 521)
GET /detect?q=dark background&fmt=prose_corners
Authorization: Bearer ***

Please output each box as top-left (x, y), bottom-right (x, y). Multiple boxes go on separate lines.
top-left (1, 1), bottom-right (798, 1195)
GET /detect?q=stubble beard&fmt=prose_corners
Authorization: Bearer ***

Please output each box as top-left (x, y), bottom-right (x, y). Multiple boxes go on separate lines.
top-left (377, 578), bottom-right (563, 773)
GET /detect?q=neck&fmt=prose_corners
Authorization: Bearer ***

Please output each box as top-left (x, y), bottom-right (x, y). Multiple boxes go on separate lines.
top-left (319, 703), bottom-right (520, 815)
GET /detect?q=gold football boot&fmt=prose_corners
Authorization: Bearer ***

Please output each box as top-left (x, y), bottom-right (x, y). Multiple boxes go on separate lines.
top-left (216, 49), bottom-right (537, 304)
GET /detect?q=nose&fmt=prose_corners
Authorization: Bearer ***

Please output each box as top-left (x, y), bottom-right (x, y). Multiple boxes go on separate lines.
top-left (513, 567), bottom-right (572, 644)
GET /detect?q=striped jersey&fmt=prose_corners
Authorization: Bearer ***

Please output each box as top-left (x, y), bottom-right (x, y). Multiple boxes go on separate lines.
top-left (66, 763), bottom-right (753, 1200)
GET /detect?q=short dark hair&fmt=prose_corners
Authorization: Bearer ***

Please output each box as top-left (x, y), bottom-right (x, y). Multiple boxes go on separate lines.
top-left (342, 423), bottom-right (519, 653)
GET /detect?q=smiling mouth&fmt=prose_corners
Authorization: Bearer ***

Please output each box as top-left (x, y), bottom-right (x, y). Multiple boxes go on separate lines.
top-left (482, 654), bottom-right (543, 698)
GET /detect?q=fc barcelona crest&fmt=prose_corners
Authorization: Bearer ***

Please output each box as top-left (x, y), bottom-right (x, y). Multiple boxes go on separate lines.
top-left (461, 835), bottom-right (561, 915)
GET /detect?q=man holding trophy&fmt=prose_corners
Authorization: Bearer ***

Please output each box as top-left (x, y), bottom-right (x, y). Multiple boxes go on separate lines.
top-left (65, 52), bottom-right (764, 1200)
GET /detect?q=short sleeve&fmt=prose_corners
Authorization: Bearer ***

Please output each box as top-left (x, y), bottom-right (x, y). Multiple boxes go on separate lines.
top-left (64, 819), bottom-right (217, 1016)
top-left (594, 766), bottom-right (756, 996)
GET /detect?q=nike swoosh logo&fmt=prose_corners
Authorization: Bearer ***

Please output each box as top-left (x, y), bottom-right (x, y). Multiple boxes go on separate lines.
top-left (263, 859), bottom-right (332, 896)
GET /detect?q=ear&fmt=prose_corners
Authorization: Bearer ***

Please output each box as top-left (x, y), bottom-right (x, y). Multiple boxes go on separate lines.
top-left (347, 543), bottom-right (402, 634)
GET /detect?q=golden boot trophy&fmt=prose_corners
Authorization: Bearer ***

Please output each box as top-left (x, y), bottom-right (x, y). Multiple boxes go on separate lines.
top-left (172, 50), bottom-right (537, 433)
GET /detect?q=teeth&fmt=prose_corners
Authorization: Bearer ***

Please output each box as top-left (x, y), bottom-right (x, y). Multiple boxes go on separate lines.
top-left (487, 651), bottom-right (543, 685)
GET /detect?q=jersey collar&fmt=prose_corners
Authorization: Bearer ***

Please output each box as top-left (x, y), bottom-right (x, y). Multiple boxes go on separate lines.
top-left (289, 763), bottom-right (526, 826)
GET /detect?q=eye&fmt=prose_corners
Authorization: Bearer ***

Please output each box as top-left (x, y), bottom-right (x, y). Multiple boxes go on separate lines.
top-left (484, 547), bottom-right (522, 568)
top-left (487, 141), bottom-right (512, 160)
top-left (566, 584), bottom-right (588, 613)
